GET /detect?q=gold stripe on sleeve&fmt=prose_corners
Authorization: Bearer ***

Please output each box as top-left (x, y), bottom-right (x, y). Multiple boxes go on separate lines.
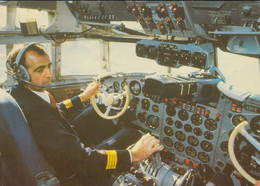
top-left (63, 99), bottom-right (73, 109)
top-left (106, 150), bottom-right (117, 169)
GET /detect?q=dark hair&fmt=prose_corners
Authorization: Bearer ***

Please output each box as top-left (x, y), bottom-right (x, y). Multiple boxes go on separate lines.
top-left (7, 43), bottom-right (48, 71)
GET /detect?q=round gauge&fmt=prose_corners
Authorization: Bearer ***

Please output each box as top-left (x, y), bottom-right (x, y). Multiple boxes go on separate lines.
top-left (146, 115), bottom-right (159, 129)
top-left (175, 120), bottom-right (183, 129)
top-left (121, 81), bottom-right (128, 89)
top-left (152, 105), bottom-right (159, 113)
top-left (250, 116), bottom-right (260, 136)
top-left (188, 136), bottom-right (199, 146)
top-left (137, 112), bottom-right (146, 122)
top-left (198, 152), bottom-right (210, 163)
top-left (205, 118), bottom-right (217, 131)
top-left (194, 127), bottom-right (203, 136)
top-left (184, 124), bottom-right (192, 132)
top-left (164, 126), bottom-right (174, 136)
top-left (232, 115), bottom-right (247, 126)
top-left (141, 99), bottom-right (150, 111)
top-left (166, 105), bottom-right (176, 117)
top-left (113, 81), bottom-right (120, 92)
top-left (163, 137), bottom-right (173, 147)
top-left (204, 131), bottom-right (214, 140)
top-left (174, 141), bottom-right (185, 152)
top-left (201, 140), bottom-right (213, 152)
top-left (175, 131), bottom-right (186, 141)
top-left (129, 80), bottom-right (141, 96)
top-left (220, 141), bottom-right (228, 152)
top-left (186, 146), bottom-right (197, 157)
top-left (191, 52), bottom-right (206, 68)
top-left (178, 109), bottom-right (189, 121)
top-left (179, 50), bottom-right (191, 65)
top-left (166, 117), bottom-right (173, 125)
top-left (191, 114), bottom-right (203, 126)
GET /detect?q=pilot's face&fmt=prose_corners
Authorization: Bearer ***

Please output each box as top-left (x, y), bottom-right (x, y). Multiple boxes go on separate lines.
top-left (25, 50), bottom-right (53, 86)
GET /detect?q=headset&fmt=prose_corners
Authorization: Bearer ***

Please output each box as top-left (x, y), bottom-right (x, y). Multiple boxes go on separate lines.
top-left (6, 42), bottom-right (51, 91)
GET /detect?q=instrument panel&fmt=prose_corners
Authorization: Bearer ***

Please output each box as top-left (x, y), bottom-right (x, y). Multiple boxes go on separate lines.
top-left (101, 72), bottom-right (260, 180)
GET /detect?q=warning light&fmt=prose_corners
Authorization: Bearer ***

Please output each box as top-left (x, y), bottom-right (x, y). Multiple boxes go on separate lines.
top-left (216, 113), bottom-right (220, 118)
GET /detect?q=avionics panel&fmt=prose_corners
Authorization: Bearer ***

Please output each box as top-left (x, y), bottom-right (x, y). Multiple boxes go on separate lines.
top-left (136, 40), bottom-right (215, 69)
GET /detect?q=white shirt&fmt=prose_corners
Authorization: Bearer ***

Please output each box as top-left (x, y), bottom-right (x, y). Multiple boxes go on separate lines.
top-left (31, 90), bottom-right (51, 104)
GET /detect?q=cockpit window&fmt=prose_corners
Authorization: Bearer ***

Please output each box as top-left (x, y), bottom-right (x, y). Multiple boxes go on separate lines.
top-left (0, 45), bottom-right (6, 83)
top-left (15, 8), bottom-right (48, 28)
top-left (0, 6), bottom-right (7, 28)
top-left (217, 49), bottom-right (260, 93)
top-left (110, 42), bottom-right (168, 74)
top-left (61, 40), bottom-right (100, 76)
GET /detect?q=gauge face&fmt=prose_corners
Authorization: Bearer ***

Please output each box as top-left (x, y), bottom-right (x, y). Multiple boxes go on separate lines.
top-left (121, 81), bottom-right (128, 89)
top-left (129, 80), bottom-right (141, 96)
top-left (232, 115), bottom-right (247, 126)
top-left (141, 99), bottom-right (150, 111)
top-left (164, 126), bottom-right (174, 136)
top-left (179, 50), bottom-right (191, 65)
top-left (184, 124), bottom-right (192, 133)
top-left (220, 141), bottom-right (228, 152)
top-left (146, 115), bottom-right (159, 129)
top-left (205, 118), bottom-right (217, 131)
top-left (191, 52), bottom-right (206, 68)
top-left (198, 152), bottom-right (210, 163)
top-left (178, 109), bottom-right (189, 121)
top-left (201, 140), bottom-right (213, 152)
top-left (174, 141), bottom-right (185, 152)
top-left (186, 146), bottom-right (197, 157)
top-left (137, 112), bottom-right (146, 122)
top-left (194, 127), bottom-right (203, 136)
top-left (166, 117), bottom-right (173, 125)
top-left (204, 131), bottom-right (213, 140)
top-left (250, 116), bottom-right (260, 136)
top-left (175, 120), bottom-right (183, 129)
top-left (152, 105), bottom-right (159, 113)
top-left (191, 114), bottom-right (203, 126)
top-left (113, 81), bottom-right (120, 92)
top-left (188, 136), bottom-right (199, 146)
top-left (163, 137), bottom-right (173, 147)
top-left (175, 131), bottom-right (186, 141)
top-left (166, 105), bottom-right (176, 117)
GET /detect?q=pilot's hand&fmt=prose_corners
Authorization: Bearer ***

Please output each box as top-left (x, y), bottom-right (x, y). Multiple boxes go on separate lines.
top-left (79, 81), bottom-right (101, 102)
top-left (256, 180), bottom-right (260, 186)
top-left (130, 133), bottom-right (163, 163)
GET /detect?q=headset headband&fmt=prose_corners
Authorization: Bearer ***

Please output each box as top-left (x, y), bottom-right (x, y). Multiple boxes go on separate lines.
top-left (15, 42), bottom-right (38, 67)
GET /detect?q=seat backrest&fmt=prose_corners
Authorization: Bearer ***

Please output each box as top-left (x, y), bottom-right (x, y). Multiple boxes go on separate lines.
top-left (0, 89), bottom-right (60, 186)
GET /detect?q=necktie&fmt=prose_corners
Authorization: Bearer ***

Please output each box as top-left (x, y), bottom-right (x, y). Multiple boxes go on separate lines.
top-left (48, 92), bottom-right (64, 117)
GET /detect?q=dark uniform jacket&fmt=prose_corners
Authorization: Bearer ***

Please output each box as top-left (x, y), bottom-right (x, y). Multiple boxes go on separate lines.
top-left (10, 84), bottom-right (131, 182)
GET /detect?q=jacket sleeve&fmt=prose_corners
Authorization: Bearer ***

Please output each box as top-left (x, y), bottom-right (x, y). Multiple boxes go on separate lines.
top-left (57, 95), bottom-right (83, 115)
top-left (28, 112), bottom-right (131, 179)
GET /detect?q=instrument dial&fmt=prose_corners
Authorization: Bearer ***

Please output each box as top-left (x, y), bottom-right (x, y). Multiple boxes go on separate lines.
top-left (121, 81), bottom-right (128, 89)
top-left (220, 141), bottom-right (228, 152)
top-left (163, 137), bottom-right (173, 147)
top-left (191, 114), bottom-right (203, 126)
top-left (164, 126), bottom-right (174, 136)
top-left (186, 146), bottom-right (197, 157)
top-left (141, 99), bottom-right (150, 111)
top-left (198, 152), bottom-right (210, 163)
top-left (113, 81), bottom-right (120, 92)
top-left (175, 131), bottom-right (186, 141)
top-left (184, 124), bottom-right (192, 133)
top-left (129, 80), bottom-right (141, 96)
top-left (146, 115), bottom-right (159, 129)
top-left (175, 120), bottom-right (183, 129)
top-left (250, 116), bottom-right (260, 136)
top-left (201, 140), bottom-right (213, 152)
top-left (166, 117), bottom-right (174, 125)
top-left (178, 109), bottom-right (189, 121)
top-left (166, 105), bottom-right (176, 117)
top-left (204, 131), bottom-right (214, 140)
top-left (188, 136), bottom-right (199, 146)
top-left (232, 115), bottom-right (247, 126)
top-left (174, 141), bottom-right (185, 152)
top-left (205, 118), bottom-right (217, 131)
top-left (194, 127), bottom-right (203, 136)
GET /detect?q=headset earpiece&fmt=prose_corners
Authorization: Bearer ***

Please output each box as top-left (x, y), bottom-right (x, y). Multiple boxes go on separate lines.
top-left (16, 65), bottom-right (31, 82)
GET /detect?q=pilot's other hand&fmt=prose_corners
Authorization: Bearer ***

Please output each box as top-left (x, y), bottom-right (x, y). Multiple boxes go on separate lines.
top-left (130, 133), bottom-right (163, 163)
top-left (79, 81), bottom-right (101, 102)
top-left (256, 180), bottom-right (260, 186)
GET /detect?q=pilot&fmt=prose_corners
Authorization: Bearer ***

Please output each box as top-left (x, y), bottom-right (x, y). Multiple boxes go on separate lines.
top-left (7, 43), bottom-right (163, 185)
